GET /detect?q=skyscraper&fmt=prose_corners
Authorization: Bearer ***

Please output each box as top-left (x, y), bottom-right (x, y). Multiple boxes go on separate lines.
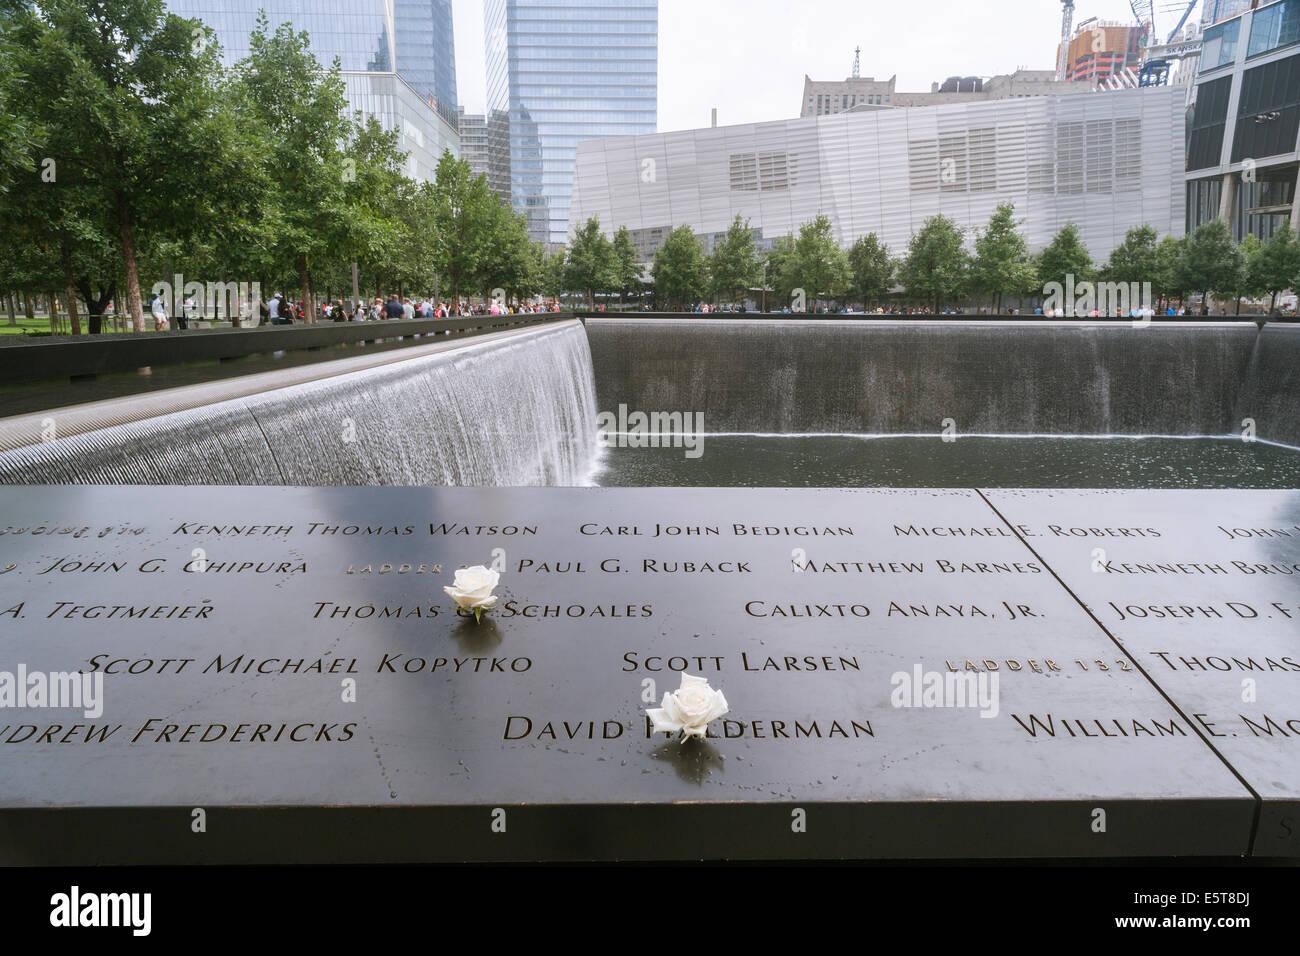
top-left (165, 0), bottom-right (460, 181)
top-left (485, 0), bottom-right (658, 244)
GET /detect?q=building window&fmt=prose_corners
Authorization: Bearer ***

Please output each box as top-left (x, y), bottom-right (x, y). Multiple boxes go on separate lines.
top-left (1249, 0), bottom-right (1300, 58)
top-left (1202, 19), bottom-right (1241, 71)
top-left (1232, 52), bottom-right (1300, 162)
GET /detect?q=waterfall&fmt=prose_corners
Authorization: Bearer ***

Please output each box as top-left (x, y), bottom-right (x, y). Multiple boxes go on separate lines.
top-left (1235, 324), bottom-right (1300, 449)
top-left (587, 318), bottom-right (1267, 438)
top-left (0, 320), bottom-right (600, 487)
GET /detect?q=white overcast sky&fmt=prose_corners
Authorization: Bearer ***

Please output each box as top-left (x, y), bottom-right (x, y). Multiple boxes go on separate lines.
top-left (452, 0), bottom-right (1158, 131)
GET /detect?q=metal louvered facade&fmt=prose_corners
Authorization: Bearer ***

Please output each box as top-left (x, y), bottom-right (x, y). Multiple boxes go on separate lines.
top-left (569, 86), bottom-right (1184, 262)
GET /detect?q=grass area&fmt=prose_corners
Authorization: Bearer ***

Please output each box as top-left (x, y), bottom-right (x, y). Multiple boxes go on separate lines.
top-left (0, 319), bottom-right (133, 335)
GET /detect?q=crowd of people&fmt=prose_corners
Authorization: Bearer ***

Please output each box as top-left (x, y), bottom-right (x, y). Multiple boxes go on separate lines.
top-left (143, 291), bottom-right (565, 330)
top-left (261, 293), bottom-right (565, 325)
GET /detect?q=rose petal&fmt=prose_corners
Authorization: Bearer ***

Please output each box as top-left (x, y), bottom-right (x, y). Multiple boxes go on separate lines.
top-left (646, 708), bottom-right (682, 735)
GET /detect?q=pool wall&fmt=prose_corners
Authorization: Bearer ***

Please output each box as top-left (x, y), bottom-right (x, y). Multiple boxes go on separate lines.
top-left (588, 319), bottom-right (1295, 445)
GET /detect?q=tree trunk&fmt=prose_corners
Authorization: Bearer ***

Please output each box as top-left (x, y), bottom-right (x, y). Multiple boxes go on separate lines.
top-left (22, 292), bottom-right (34, 321)
top-left (60, 241), bottom-right (82, 336)
top-left (5, 294), bottom-right (14, 326)
top-left (116, 194), bottom-right (145, 332)
top-left (297, 254), bottom-right (313, 324)
top-left (77, 280), bottom-right (113, 335)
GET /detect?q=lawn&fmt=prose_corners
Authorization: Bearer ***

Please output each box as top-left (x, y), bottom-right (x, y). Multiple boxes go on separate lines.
top-left (0, 319), bottom-right (133, 336)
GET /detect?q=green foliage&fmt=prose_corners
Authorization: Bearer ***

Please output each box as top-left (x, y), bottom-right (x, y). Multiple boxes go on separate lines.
top-left (1036, 223), bottom-right (1094, 291)
top-left (1102, 225), bottom-right (1159, 286)
top-left (708, 215), bottom-right (759, 304)
top-left (1153, 235), bottom-right (1187, 306)
top-left (788, 214), bottom-right (850, 307)
top-left (0, 1), bottom-right (41, 193)
top-left (1247, 221), bottom-right (1300, 312)
top-left (3, 0), bottom-right (253, 329)
top-left (565, 216), bottom-right (613, 310)
top-left (651, 225), bottom-right (708, 309)
top-left (428, 150), bottom-right (498, 306)
top-left (1180, 219), bottom-right (1243, 306)
top-left (846, 233), bottom-right (895, 309)
top-left (610, 226), bottom-right (644, 304)
top-left (971, 203), bottom-right (1035, 312)
top-left (762, 235), bottom-right (797, 307)
top-left (899, 215), bottom-right (969, 311)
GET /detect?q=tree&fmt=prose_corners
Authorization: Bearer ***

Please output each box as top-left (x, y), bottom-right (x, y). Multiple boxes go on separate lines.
top-left (762, 235), bottom-right (798, 309)
top-left (788, 214), bottom-right (850, 310)
top-left (609, 226), bottom-right (644, 307)
top-left (343, 115), bottom-right (413, 300)
top-left (8, 0), bottom-right (251, 331)
top-left (1248, 220), bottom-right (1300, 313)
top-left (1036, 223), bottom-right (1094, 293)
top-left (899, 215), bottom-right (969, 312)
top-left (971, 202), bottom-right (1035, 313)
top-left (232, 15), bottom-right (359, 322)
top-left (1153, 235), bottom-right (1187, 311)
top-left (1234, 234), bottom-right (1266, 314)
top-left (565, 216), bottom-right (613, 310)
top-left (428, 150), bottom-right (497, 310)
top-left (479, 201), bottom-right (537, 306)
top-left (651, 225), bottom-right (708, 310)
top-left (847, 233), bottom-right (895, 311)
top-left (1102, 225), bottom-right (1160, 287)
top-left (708, 215), bottom-right (759, 306)
top-left (539, 247), bottom-right (567, 301)
top-left (1181, 219), bottom-right (1243, 311)
top-left (0, 0), bottom-right (41, 194)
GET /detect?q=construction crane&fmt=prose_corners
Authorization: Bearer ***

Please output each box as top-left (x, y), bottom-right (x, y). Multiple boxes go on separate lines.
top-left (1133, 0), bottom-right (1201, 86)
top-left (1160, 0), bottom-right (1198, 43)
top-left (1130, 0), bottom-right (1156, 45)
top-left (1057, 0), bottom-right (1075, 81)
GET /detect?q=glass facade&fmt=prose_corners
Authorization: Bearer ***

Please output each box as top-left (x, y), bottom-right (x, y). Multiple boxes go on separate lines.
top-left (486, 0), bottom-right (658, 244)
top-left (1232, 52), bottom-right (1300, 162)
top-left (1249, 0), bottom-right (1300, 58)
top-left (1202, 19), bottom-right (1242, 71)
top-left (165, 0), bottom-right (459, 177)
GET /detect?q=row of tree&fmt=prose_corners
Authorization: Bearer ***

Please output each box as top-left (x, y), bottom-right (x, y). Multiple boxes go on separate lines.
top-left (0, 0), bottom-right (550, 333)
top-left (4, 1), bottom-right (1294, 328)
top-left (593, 204), bottom-right (1300, 314)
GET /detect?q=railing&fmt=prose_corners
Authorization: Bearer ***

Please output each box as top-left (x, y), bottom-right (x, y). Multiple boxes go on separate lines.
top-left (0, 313), bottom-right (575, 385)
top-left (577, 310), bottom-right (1295, 325)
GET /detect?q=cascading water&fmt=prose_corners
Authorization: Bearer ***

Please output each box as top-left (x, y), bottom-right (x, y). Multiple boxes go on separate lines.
top-left (0, 320), bottom-right (600, 487)
top-left (586, 318), bottom-right (1274, 438)
top-left (1235, 324), bottom-right (1300, 448)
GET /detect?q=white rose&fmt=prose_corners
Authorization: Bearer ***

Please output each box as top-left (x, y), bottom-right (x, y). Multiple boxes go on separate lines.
top-left (443, 565), bottom-right (500, 611)
top-left (647, 674), bottom-right (729, 741)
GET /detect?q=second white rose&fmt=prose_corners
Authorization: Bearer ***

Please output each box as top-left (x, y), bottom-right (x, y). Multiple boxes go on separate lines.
top-left (647, 673), bottom-right (729, 741)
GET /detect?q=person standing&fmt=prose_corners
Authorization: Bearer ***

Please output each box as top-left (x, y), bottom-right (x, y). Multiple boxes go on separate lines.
top-left (149, 293), bottom-right (168, 331)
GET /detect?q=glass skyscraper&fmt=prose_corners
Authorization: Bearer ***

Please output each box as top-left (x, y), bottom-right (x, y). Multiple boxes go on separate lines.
top-left (165, 0), bottom-right (460, 180)
top-left (485, 0), bottom-right (658, 244)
